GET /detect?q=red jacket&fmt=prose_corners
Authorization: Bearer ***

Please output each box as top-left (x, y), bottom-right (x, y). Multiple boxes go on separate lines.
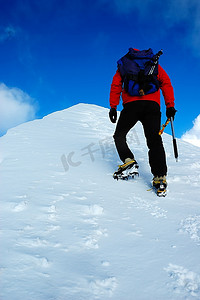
top-left (109, 64), bottom-right (175, 109)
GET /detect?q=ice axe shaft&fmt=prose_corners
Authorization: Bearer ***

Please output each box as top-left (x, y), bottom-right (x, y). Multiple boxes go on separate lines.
top-left (170, 117), bottom-right (178, 161)
top-left (159, 118), bottom-right (170, 135)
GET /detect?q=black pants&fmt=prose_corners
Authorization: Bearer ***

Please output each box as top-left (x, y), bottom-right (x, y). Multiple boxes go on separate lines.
top-left (113, 101), bottom-right (167, 177)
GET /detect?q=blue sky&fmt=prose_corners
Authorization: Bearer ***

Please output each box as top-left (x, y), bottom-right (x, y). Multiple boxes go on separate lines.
top-left (0, 0), bottom-right (200, 138)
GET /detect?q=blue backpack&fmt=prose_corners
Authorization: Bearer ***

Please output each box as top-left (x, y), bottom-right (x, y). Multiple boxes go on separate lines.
top-left (117, 48), bottom-right (162, 96)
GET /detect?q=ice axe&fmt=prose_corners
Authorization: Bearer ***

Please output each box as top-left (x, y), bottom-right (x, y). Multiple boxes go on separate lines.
top-left (159, 117), bottom-right (178, 161)
top-left (170, 117), bottom-right (178, 162)
top-left (159, 118), bottom-right (170, 135)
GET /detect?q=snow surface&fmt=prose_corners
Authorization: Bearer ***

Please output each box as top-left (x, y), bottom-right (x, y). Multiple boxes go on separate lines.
top-left (1, 103), bottom-right (200, 300)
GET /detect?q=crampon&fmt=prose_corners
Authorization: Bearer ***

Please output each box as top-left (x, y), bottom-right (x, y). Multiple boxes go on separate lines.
top-left (113, 160), bottom-right (139, 180)
top-left (152, 176), bottom-right (167, 197)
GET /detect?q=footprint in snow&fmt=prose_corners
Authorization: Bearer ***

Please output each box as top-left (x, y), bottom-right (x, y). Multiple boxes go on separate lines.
top-left (83, 228), bottom-right (108, 249)
top-left (179, 215), bottom-right (200, 245)
top-left (101, 260), bottom-right (110, 267)
top-left (46, 224), bottom-right (61, 232)
top-left (13, 201), bottom-right (28, 212)
top-left (15, 194), bottom-right (27, 199)
top-left (165, 263), bottom-right (200, 298)
top-left (47, 205), bottom-right (56, 213)
top-left (16, 237), bottom-right (49, 248)
top-left (128, 196), bottom-right (167, 218)
top-left (22, 253), bottom-right (51, 270)
top-left (75, 196), bottom-right (88, 201)
top-left (16, 237), bottom-right (61, 249)
top-left (90, 276), bottom-right (118, 297)
top-left (50, 195), bottom-right (65, 203)
top-left (126, 230), bottom-right (143, 237)
top-left (34, 255), bottom-right (51, 268)
top-left (82, 205), bottom-right (104, 216)
top-left (46, 205), bottom-right (58, 222)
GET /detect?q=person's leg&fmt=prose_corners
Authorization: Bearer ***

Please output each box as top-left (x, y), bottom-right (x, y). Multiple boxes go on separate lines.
top-left (113, 103), bottom-right (139, 163)
top-left (141, 102), bottom-right (167, 177)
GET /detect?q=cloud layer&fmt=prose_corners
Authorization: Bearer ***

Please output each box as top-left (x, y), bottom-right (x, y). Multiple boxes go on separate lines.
top-left (0, 25), bottom-right (17, 42)
top-left (181, 115), bottom-right (200, 147)
top-left (102, 0), bottom-right (200, 55)
top-left (0, 83), bottom-right (37, 135)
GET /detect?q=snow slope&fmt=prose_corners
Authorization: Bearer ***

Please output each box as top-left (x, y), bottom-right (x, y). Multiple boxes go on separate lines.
top-left (1, 103), bottom-right (200, 300)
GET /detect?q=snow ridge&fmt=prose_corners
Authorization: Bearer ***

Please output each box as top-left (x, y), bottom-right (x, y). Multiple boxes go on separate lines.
top-left (0, 103), bottom-right (200, 300)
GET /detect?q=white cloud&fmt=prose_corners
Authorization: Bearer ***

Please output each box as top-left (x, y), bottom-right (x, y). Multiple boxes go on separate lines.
top-left (0, 25), bottom-right (17, 43)
top-left (181, 115), bottom-right (200, 147)
top-left (101, 0), bottom-right (200, 55)
top-left (0, 83), bottom-right (37, 135)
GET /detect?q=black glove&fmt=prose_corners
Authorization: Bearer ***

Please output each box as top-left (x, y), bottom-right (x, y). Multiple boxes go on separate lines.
top-left (166, 107), bottom-right (177, 120)
top-left (109, 108), bottom-right (117, 123)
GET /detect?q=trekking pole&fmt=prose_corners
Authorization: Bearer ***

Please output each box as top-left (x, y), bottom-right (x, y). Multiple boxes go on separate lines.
top-left (139, 49), bottom-right (164, 96)
top-left (170, 117), bottom-right (178, 162)
top-left (149, 49), bottom-right (163, 75)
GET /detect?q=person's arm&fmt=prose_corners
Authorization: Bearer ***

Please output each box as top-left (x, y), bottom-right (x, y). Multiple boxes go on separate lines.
top-left (109, 69), bottom-right (123, 109)
top-left (158, 65), bottom-right (175, 109)
top-left (158, 65), bottom-right (177, 119)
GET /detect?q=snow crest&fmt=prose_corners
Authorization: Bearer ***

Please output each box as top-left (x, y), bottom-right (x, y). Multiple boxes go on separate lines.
top-left (1, 104), bottom-right (200, 300)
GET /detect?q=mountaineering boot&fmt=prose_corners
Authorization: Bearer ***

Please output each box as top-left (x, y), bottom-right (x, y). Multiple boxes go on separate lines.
top-left (153, 176), bottom-right (167, 197)
top-left (113, 158), bottom-right (139, 180)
